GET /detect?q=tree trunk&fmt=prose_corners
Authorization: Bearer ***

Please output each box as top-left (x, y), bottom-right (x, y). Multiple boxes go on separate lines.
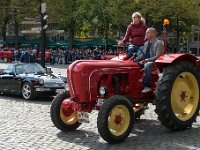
top-left (176, 14), bottom-right (180, 53)
top-left (68, 26), bottom-right (74, 51)
top-left (14, 20), bottom-right (19, 48)
top-left (2, 26), bottom-right (6, 42)
top-left (105, 31), bottom-right (108, 52)
top-left (2, 17), bottom-right (8, 46)
top-left (145, 13), bottom-right (149, 27)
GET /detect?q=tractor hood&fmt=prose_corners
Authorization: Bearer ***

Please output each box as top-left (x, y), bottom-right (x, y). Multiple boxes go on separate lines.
top-left (67, 59), bottom-right (140, 102)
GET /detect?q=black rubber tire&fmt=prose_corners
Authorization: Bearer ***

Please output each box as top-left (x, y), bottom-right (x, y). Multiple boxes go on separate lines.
top-left (21, 82), bottom-right (35, 100)
top-left (97, 95), bottom-right (134, 144)
top-left (50, 90), bottom-right (81, 131)
top-left (155, 61), bottom-right (200, 130)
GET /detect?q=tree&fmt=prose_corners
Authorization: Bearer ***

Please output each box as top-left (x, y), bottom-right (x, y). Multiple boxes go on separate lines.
top-left (0, 0), bottom-right (41, 47)
top-left (0, 0), bottom-right (12, 42)
top-left (78, 0), bottom-right (133, 49)
top-left (133, 0), bottom-right (200, 51)
top-left (46, 0), bottom-right (84, 50)
top-left (11, 0), bottom-right (42, 47)
top-left (46, 0), bottom-right (134, 50)
top-left (1, 0), bottom-right (199, 51)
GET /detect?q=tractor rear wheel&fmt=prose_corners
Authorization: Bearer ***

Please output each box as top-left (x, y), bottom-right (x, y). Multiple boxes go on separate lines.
top-left (97, 95), bottom-right (134, 144)
top-left (155, 62), bottom-right (200, 130)
top-left (50, 90), bottom-right (81, 131)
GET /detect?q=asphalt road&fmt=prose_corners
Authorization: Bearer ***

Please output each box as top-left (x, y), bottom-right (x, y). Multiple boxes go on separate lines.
top-left (1, 63), bottom-right (200, 150)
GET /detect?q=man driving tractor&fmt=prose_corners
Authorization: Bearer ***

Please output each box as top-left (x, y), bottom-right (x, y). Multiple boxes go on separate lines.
top-left (135, 27), bottom-right (164, 93)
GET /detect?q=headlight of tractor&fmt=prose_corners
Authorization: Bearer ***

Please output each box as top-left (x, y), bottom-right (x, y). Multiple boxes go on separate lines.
top-left (99, 86), bottom-right (107, 97)
top-left (38, 78), bottom-right (44, 85)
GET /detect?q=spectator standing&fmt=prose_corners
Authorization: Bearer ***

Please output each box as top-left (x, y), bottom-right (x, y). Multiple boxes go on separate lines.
top-left (94, 47), bottom-right (101, 60)
top-left (20, 48), bottom-right (35, 63)
top-left (13, 48), bottom-right (19, 61)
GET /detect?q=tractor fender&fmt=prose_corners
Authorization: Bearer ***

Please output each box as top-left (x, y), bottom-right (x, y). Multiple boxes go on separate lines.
top-left (155, 53), bottom-right (200, 72)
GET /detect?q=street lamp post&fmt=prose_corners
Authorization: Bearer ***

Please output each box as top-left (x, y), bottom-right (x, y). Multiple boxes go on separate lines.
top-left (40, 3), bottom-right (48, 68)
top-left (163, 19), bottom-right (170, 54)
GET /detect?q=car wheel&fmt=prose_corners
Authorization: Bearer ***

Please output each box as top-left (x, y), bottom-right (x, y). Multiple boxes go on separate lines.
top-left (21, 82), bottom-right (34, 100)
top-left (97, 95), bottom-right (134, 144)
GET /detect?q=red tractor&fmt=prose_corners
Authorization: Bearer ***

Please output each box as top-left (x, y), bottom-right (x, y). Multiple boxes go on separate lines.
top-left (50, 53), bottom-right (200, 144)
top-left (37, 51), bottom-right (51, 62)
top-left (0, 50), bottom-right (13, 62)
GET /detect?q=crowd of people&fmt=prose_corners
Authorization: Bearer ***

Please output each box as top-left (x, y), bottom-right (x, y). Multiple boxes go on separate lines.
top-left (0, 47), bottom-right (117, 64)
top-left (48, 47), bottom-right (117, 64)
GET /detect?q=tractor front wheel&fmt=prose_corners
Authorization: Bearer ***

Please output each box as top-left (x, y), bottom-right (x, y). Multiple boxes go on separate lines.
top-left (97, 95), bottom-right (134, 144)
top-left (155, 62), bottom-right (200, 130)
top-left (50, 91), bottom-right (81, 131)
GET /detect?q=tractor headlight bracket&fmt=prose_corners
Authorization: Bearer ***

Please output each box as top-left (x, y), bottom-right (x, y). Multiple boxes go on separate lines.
top-left (99, 86), bottom-right (107, 97)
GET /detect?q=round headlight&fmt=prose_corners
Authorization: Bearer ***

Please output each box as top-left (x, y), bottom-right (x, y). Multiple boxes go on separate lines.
top-left (99, 87), bottom-right (107, 96)
top-left (38, 78), bottom-right (44, 85)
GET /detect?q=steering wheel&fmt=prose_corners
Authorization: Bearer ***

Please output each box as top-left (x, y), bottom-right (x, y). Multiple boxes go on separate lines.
top-left (128, 46), bottom-right (144, 61)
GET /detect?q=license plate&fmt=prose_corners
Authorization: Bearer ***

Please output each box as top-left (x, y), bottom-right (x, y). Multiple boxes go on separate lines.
top-left (96, 98), bottom-right (104, 107)
top-left (77, 111), bottom-right (89, 123)
top-left (56, 89), bottom-right (65, 93)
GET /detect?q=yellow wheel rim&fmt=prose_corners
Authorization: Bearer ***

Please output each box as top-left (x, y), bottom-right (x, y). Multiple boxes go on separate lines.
top-left (4, 58), bottom-right (7, 63)
top-left (171, 72), bottom-right (199, 121)
top-left (108, 105), bottom-right (130, 136)
top-left (60, 107), bottom-right (78, 125)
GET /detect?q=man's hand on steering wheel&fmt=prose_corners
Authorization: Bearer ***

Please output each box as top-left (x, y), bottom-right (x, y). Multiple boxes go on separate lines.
top-left (129, 53), bottom-right (137, 61)
top-left (140, 59), bottom-right (149, 64)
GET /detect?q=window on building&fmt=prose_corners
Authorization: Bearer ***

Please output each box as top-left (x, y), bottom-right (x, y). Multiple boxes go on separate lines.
top-left (7, 24), bottom-right (15, 36)
top-left (52, 36), bottom-right (57, 41)
top-left (193, 32), bottom-right (199, 41)
top-left (193, 36), bottom-right (198, 41)
top-left (190, 48), bottom-right (198, 55)
top-left (59, 36), bottom-right (65, 41)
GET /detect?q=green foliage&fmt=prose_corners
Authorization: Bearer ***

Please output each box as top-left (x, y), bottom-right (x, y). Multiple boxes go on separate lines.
top-left (0, 0), bottom-right (199, 49)
top-left (46, 0), bottom-right (199, 40)
top-left (133, 0), bottom-right (200, 33)
top-left (0, 0), bottom-right (40, 24)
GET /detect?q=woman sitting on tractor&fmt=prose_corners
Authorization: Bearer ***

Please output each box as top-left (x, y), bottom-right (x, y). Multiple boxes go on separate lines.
top-left (118, 12), bottom-right (147, 59)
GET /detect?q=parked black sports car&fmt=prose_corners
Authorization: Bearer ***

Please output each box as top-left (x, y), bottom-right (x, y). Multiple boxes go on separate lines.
top-left (0, 63), bottom-right (66, 100)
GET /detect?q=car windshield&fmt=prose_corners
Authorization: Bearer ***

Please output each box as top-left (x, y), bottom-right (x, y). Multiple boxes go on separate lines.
top-left (0, 65), bottom-right (14, 74)
top-left (16, 63), bottom-right (45, 75)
